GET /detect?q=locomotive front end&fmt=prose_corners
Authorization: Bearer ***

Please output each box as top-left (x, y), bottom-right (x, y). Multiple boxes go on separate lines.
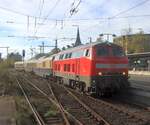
top-left (91, 43), bottom-right (129, 95)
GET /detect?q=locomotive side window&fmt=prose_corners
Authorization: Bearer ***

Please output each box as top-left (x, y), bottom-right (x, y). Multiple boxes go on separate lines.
top-left (112, 47), bottom-right (125, 57)
top-left (67, 64), bottom-right (70, 71)
top-left (68, 53), bottom-right (72, 58)
top-left (55, 64), bottom-right (57, 70)
top-left (59, 55), bottom-right (61, 60)
top-left (55, 55), bottom-right (59, 60)
top-left (43, 62), bottom-right (46, 67)
top-left (96, 47), bottom-right (109, 56)
top-left (65, 53), bottom-right (68, 59)
top-left (57, 65), bottom-right (59, 70)
top-left (85, 49), bottom-right (90, 57)
top-left (61, 55), bottom-right (63, 59)
top-left (72, 50), bottom-right (84, 58)
top-left (72, 64), bottom-right (75, 72)
top-left (59, 54), bottom-right (64, 60)
top-left (64, 64), bottom-right (67, 71)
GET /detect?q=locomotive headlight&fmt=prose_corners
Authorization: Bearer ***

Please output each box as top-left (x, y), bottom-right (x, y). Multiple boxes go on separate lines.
top-left (123, 72), bottom-right (126, 75)
top-left (98, 72), bottom-right (102, 75)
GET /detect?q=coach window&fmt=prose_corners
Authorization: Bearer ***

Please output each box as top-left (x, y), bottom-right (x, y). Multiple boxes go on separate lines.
top-left (55, 64), bottom-right (57, 70)
top-left (43, 62), bottom-right (46, 67)
top-left (52, 56), bottom-right (55, 60)
top-left (85, 49), bottom-right (90, 57)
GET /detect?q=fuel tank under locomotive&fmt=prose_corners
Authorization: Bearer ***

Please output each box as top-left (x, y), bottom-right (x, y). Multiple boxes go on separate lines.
top-left (90, 74), bottom-right (130, 95)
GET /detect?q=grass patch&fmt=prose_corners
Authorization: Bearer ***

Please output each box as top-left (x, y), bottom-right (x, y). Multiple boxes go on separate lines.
top-left (0, 59), bottom-right (14, 71)
top-left (44, 110), bottom-right (58, 117)
top-left (15, 97), bottom-right (37, 125)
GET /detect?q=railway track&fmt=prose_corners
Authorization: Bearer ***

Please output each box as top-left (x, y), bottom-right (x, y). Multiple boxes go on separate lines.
top-left (0, 82), bottom-right (6, 96)
top-left (67, 86), bottom-right (150, 125)
top-left (18, 72), bottom-right (111, 125)
top-left (17, 72), bottom-right (150, 125)
top-left (16, 77), bottom-right (70, 125)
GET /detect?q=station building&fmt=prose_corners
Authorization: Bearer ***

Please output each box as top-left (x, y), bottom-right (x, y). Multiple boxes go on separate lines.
top-left (113, 33), bottom-right (150, 54)
top-left (113, 34), bottom-right (150, 71)
top-left (127, 52), bottom-right (150, 71)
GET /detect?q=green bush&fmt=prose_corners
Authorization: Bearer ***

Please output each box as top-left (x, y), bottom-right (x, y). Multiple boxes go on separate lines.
top-left (0, 59), bottom-right (15, 71)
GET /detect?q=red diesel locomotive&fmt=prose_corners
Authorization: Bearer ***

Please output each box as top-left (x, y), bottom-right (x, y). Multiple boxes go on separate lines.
top-left (53, 42), bottom-right (129, 95)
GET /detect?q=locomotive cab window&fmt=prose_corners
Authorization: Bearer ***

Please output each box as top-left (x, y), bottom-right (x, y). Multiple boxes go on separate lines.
top-left (96, 47), bottom-right (109, 56)
top-left (112, 47), bottom-right (125, 57)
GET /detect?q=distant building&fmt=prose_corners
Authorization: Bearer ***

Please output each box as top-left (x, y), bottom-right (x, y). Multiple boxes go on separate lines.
top-left (113, 33), bottom-right (150, 54)
top-left (74, 27), bottom-right (82, 47)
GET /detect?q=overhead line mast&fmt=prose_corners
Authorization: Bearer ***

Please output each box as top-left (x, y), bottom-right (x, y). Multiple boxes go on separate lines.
top-left (0, 47), bottom-right (9, 59)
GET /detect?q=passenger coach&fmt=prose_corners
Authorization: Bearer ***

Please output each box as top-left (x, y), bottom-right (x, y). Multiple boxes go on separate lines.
top-left (14, 61), bottom-right (24, 71)
top-left (34, 56), bottom-right (53, 77)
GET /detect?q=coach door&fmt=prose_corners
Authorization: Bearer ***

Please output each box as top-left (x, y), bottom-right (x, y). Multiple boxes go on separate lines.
top-left (75, 59), bottom-right (80, 81)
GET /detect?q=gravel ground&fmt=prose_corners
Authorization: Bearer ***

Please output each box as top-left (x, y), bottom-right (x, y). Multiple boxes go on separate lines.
top-left (0, 96), bottom-right (16, 125)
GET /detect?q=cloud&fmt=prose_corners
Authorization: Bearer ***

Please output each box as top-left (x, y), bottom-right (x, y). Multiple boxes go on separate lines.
top-left (0, 0), bottom-right (149, 59)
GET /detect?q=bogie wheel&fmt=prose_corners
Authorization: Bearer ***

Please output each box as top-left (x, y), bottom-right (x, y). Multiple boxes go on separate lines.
top-left (95, 88), bottom-right (106, 97)
top-left (79, 82), bottom-right (85, 92)
top-left (69, 80), bottom-right (74, 88)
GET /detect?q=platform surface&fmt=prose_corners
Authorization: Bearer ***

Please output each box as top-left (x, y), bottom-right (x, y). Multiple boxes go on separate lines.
top-left (0, 96), bottom-right (16, 125)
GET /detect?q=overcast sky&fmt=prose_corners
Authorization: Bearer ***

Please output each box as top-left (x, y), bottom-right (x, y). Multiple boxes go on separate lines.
top-left (0, 0), bottom-right (150, 59)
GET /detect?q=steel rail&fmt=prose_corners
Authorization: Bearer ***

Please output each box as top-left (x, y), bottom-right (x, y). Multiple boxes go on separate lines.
top-left (45, 80), bottom-right (84, 125)
top-left (22, 74), bottom-right (111, 125)
top-left (61, 84), bottom-right (111, 125)
top-left (68, 86), bottom-right (150, 123)
top-left (20, 76), bottom-right (71, 125)
top-left (16, 72), bottom-right (150, 125)
top-left (22, 75), bottom-right (96, 125)
top-left (16, 78), bottom-right (46, 125)
top-left (87, 91), bottom-right (150, 121)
